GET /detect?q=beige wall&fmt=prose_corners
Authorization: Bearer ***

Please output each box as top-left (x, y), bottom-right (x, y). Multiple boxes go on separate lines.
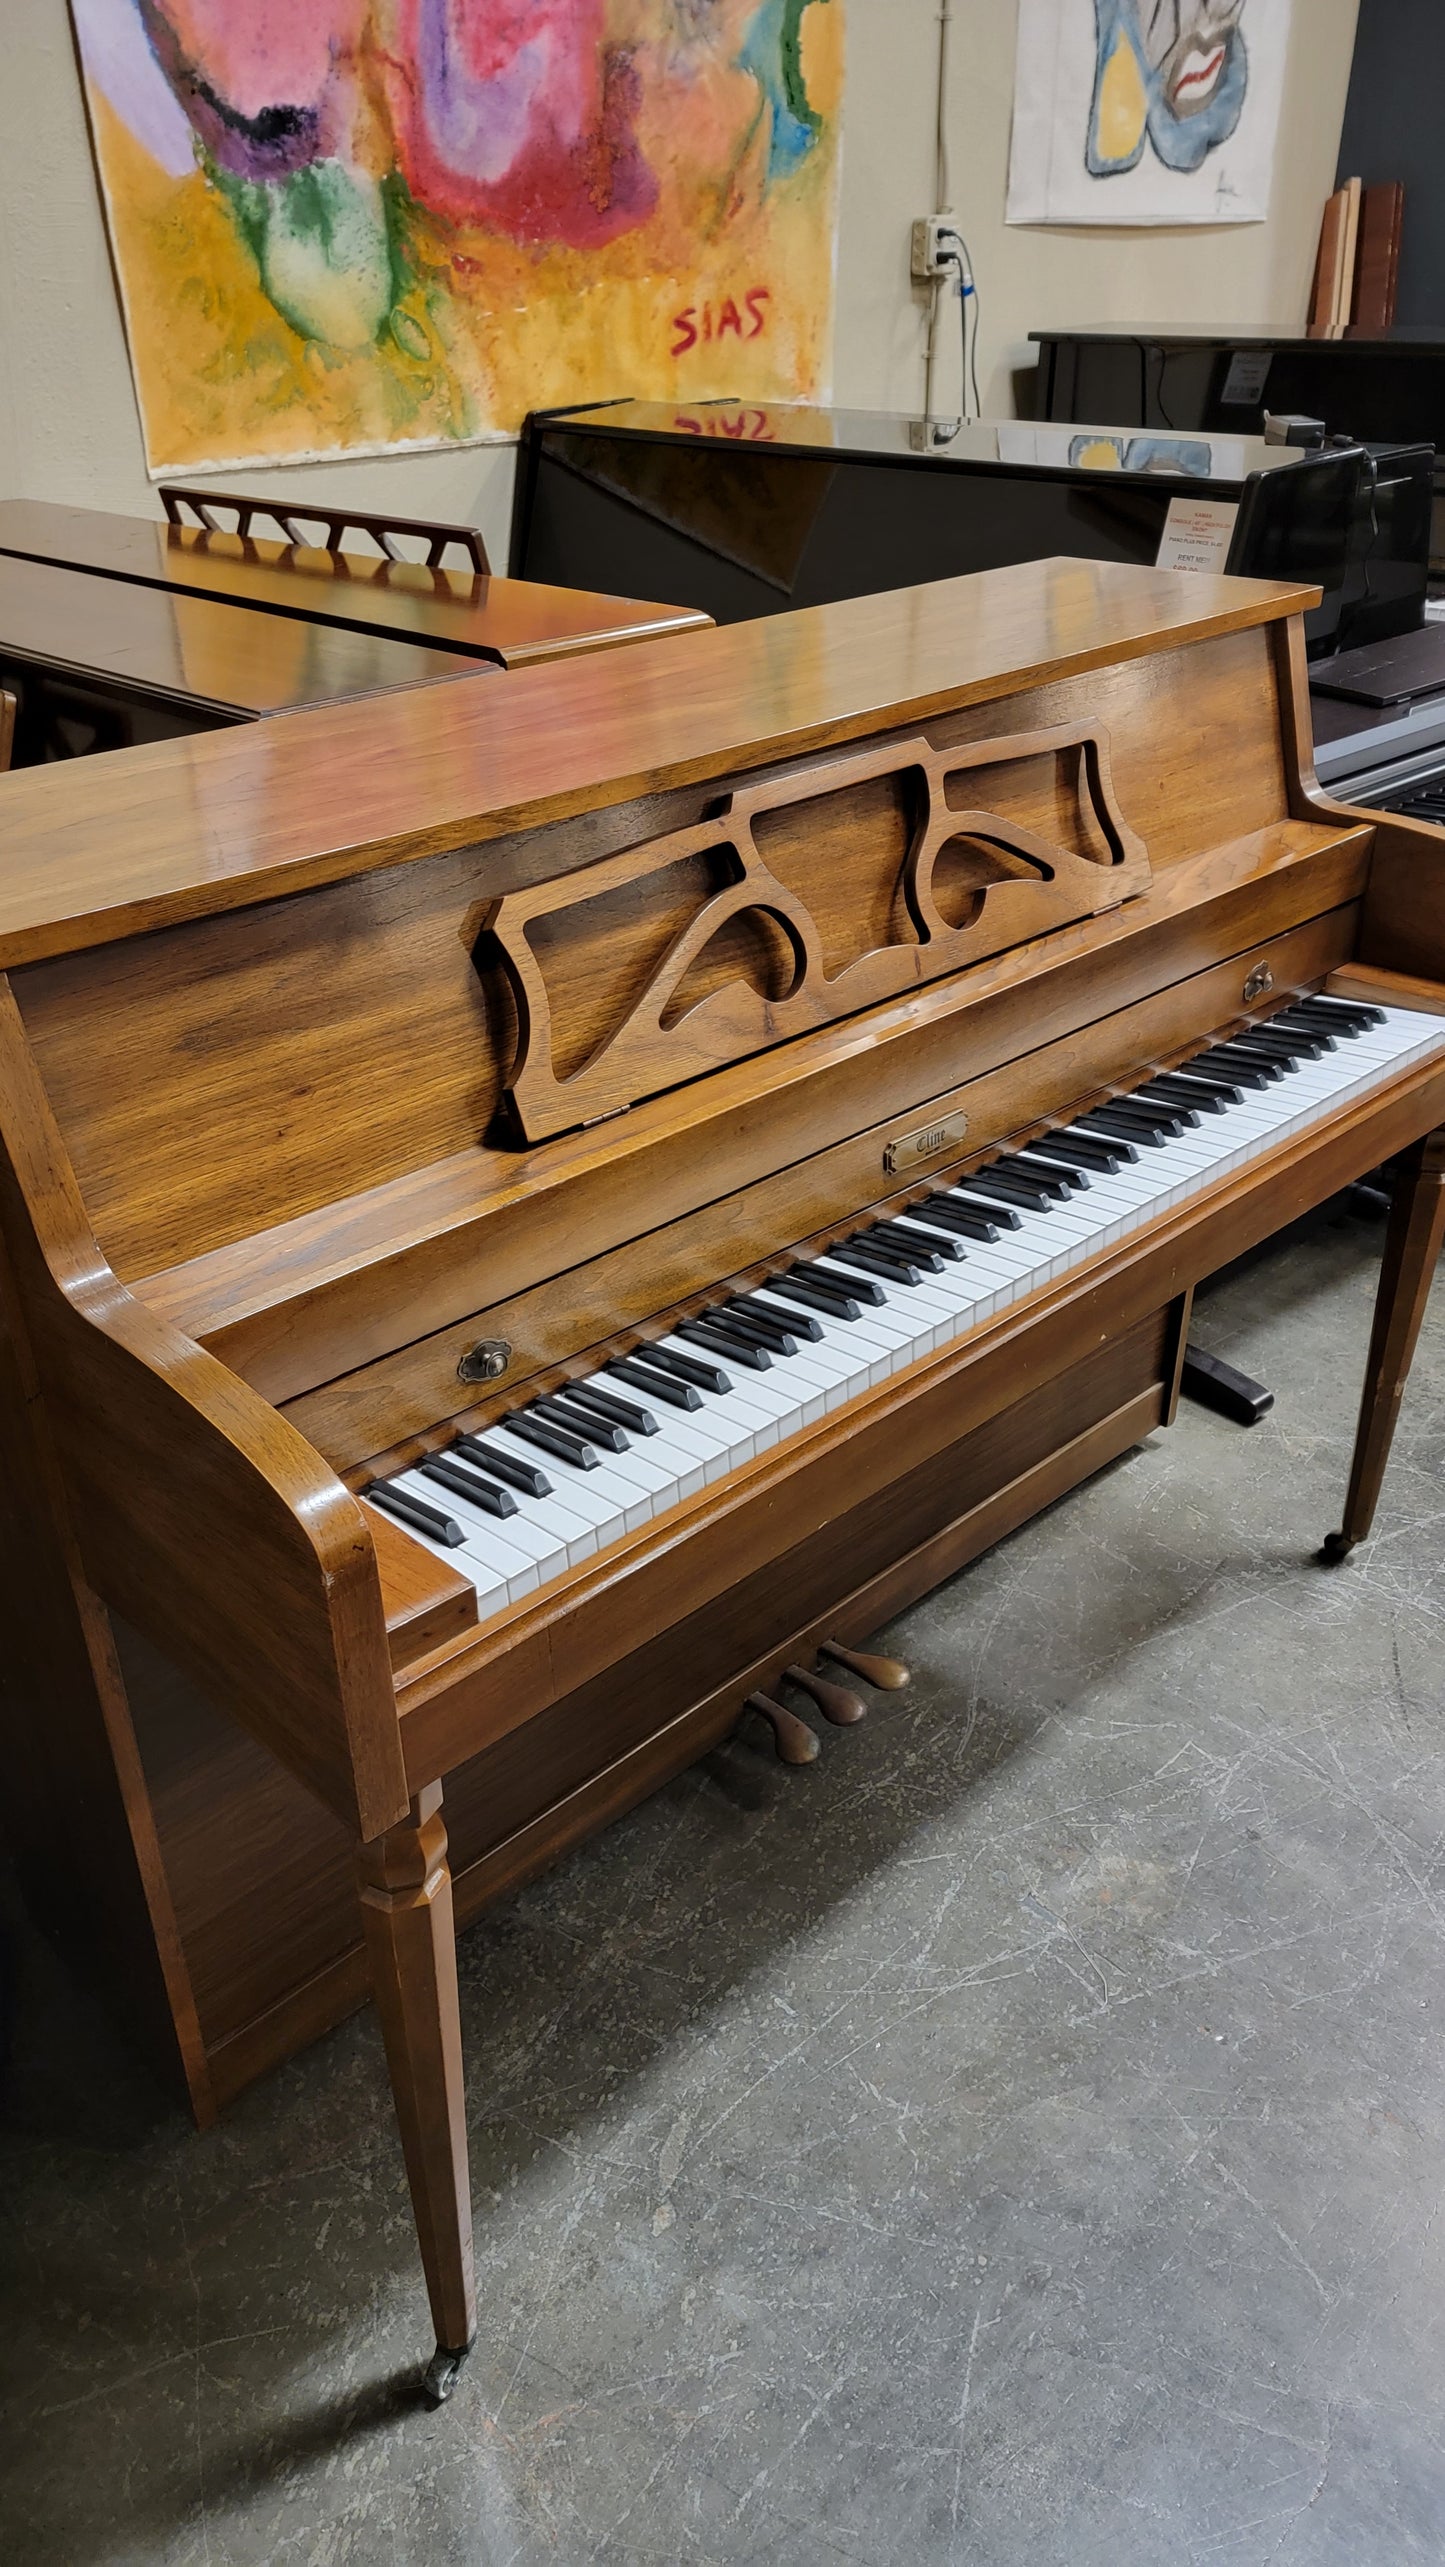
top-left (2, 0), bottom-right (1359, 565)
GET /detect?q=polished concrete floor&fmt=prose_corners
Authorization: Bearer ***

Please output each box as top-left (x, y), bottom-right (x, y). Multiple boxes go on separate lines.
top-left (4, 1195), bottom-right (1445, 2565)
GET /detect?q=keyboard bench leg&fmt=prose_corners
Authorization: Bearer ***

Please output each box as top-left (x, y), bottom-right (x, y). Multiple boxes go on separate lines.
top-left (357, 1781), bottom-right (476, 2402)
top-left (1323, 1127), bottom-right (1445, 1562)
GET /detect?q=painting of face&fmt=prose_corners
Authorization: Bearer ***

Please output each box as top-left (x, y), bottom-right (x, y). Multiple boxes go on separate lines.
top-left (1088, 0), bottom-right (1249, 177)
top-left (1008, 0), bottom-right (1288, 226)
top-left (69, 0), bottom-right (843, 469)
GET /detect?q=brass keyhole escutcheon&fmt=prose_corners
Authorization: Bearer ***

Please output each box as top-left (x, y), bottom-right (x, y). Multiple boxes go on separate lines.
top-left (1242, 963), bottom-right (1274, 1004)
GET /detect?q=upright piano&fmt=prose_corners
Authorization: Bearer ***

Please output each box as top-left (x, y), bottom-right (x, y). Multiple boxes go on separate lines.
top-left (2, 559), bottom-right (1443, 2402)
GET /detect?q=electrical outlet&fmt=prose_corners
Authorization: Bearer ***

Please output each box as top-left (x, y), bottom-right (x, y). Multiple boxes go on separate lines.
top-left (911, 215), bottom-right (957, 281)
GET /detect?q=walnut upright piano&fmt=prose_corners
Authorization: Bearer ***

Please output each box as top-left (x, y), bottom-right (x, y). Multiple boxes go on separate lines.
top-left (2, 558), bottom-right (1443, 2401)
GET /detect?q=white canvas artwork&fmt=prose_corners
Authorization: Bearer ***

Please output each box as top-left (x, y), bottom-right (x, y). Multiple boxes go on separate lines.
top-left (1007, 0), bottom-right (1294, 227)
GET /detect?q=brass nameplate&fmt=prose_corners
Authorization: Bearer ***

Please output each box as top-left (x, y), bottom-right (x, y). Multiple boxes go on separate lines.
top-left (884, 1112), bottom-right (968, 1174)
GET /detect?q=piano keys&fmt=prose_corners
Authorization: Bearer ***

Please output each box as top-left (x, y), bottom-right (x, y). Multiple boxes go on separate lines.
top-left (368, 995), bottom-right (1442, 1625)
top-left (3, 555), bottom-right (1445, 2401)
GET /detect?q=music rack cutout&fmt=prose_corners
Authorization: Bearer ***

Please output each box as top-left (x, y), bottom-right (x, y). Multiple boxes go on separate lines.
top-left (481, 720), bottom-right (1151, 1142)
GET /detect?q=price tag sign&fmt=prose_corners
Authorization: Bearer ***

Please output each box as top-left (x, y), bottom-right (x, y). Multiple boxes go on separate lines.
top-left (1155, 496), bottom-right (1240, 575)
top-left (1220, 349), bottom-right (1273, 407)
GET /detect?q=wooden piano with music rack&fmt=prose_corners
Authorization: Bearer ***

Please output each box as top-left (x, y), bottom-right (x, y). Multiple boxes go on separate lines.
top-left (2, 557), bottom-right (1444, 2402)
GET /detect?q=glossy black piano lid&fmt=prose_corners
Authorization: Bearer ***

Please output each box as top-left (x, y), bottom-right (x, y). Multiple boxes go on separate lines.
top-left (510, 398), bottom-right (1364, 647)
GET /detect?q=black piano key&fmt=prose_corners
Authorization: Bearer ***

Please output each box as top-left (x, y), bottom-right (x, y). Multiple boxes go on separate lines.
top-left (532, 1394), bottom-right (630, 1452)
top-left (418, 1455), bottom-right (519, 1518)
top-left (711, 1300), bottom-right (800, 1353)
top-left (1206, 1041), bottom-right (1287, 1080)
top-left (828, 1239), bottom-right (923, 1287)
top-left (1104, 1096), bottom-right (1197, 1134)
top-left (797, 1259), bottom-right (887, 1308)
top-left (677, 1317), bottom-right (773, 1369)
top-left (1235, 1024), bottom-right (1328, 1061)
top-left (961, 1168), bottom-right (1057, 1210)
top-left (943, 1186), bottom-right (1023, 1229)
top-left (766, 1272), bottom-right (863, 1321)
top-left (1293, 994), bottom-right (1383, 1030)
top-left (1011, 1149), bottom-right (1090, 1189)
top-left (877, 1218), bottom-right (962, 1262)
top-left (1186, 1051), bottom-right (1273, 1091)
top-left (1211, 1049), bottom-right (1292, 1084)
top-left (914, 1196), bottom-right (1003, 1240)
top-left (1045, 1130), bottom-right (1138, 1171)
top-left (727, 1291), bottom-right (821, 1343)
top-left (505, 1413), bottom-right (600, 1469)
top-left (1268, 1009), bottom-right (1338, 1051)
top-left (607, 1358), bottom-right (703, 1410)
top-left (1141, 1075), bottom-right (1227, 1115)
top-left (863, 1221), bottom-right (950, 1268)
top-left (1078, 1107), bottom-right (1170, 1147)
top-left (1096, 1096), bottom-right (1195, 1134)
top-left (1158, 1068), bottom-right (1245, 1106)
top-left (453, 1433), bottom-right (553, 1498)
top-left (642, 1343), bottom-right (733, 1395)
top-left (366, 1481), bottom-right (466, 1547)
top-left (561, 1380), bottom-right (659, 1436)
top-left (1000, 1153), bottom-right (1078, 1197)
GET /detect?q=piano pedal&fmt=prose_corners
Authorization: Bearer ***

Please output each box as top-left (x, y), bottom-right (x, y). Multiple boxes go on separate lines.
top-left (1178, 1345), bottom-right (1274, 1427)
top-left (743, 1691), bottom-right (821, 1765)
top-left (819, 1638), bottom-right (911, 1692)
top-left (421, 2341), bottom-right (472, 2407)
top-left (785, 1662), bottom-right (868, 1725)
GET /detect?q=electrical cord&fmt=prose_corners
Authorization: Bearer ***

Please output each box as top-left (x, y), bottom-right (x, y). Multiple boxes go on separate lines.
top-left (936, 223), bottom-right (981, 420)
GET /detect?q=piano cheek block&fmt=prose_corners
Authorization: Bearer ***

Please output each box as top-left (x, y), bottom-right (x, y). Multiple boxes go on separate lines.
top-left (9, 555), bottom-right (1445, 2410)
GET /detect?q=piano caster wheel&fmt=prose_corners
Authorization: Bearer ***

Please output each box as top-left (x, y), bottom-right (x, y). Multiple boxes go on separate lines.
top-left (785, 1662), bottom-right (867, 1725)
top-left (744, 1691), bottom-right (821, 1765)
top-left (421, 2341), bottom-right (472, 2407)
top-left (819, 1638), bottom-right (911, 1692)
top-left (1319, 1530), bottom-right (1356, 1564)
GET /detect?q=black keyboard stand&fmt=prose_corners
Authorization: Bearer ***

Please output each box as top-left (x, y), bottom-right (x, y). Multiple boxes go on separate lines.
top-left (1179, 1345), bottom-right (1275, 1427)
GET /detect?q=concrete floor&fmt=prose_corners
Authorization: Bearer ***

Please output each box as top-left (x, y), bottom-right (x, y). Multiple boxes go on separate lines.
top-left (4, 1194), bottom-right (1445, 2566)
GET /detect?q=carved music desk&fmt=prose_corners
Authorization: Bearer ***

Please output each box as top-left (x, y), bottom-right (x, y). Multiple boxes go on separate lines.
top-left (2, 559), bottom-right (1444, 2402)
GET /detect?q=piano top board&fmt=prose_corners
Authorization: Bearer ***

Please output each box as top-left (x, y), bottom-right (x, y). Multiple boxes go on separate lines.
top-left (0, 497), bottom-right (713, 671)
top-left (0, 550), bottom-right (475, 724)
top-left (0, 557), bottom-right (1312, 969)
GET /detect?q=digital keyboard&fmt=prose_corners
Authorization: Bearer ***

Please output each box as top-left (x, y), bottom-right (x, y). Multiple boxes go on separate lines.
top-left (368, 995), bottom-right (1445, 1626)
top-left (7, 559), bottom-right (1445, 2399)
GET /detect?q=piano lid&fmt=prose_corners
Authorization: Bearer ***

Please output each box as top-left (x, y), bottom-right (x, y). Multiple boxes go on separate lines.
top-left (0, 559), bottom-right (1314, 974)
top-left (540, 400), bottom-right (1308, 484)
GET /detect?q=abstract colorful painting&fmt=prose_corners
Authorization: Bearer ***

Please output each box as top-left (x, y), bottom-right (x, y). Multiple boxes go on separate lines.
top-left (70, 1), bottom-right (844, 472)
top-left (1007, 0), bottom-right (1292, 226)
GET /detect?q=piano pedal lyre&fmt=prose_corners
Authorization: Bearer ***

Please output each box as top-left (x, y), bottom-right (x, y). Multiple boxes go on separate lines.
top-left (784, 1663), bottom-right (869, 1725)
top-left (743, 1691), bottom-right (821, 1765)
top-left (819, 1638), bottom-right (911, 1692)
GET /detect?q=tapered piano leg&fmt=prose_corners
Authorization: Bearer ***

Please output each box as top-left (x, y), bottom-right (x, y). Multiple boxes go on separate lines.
top-left (1323, 1129), bottom-right (1445, 1562)
top-left (357, 1781), bottom-right (476, 2403)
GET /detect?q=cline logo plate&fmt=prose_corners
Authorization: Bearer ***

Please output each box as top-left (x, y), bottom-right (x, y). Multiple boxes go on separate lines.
top-left (884, 1111), bottom-right (968, 1174)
